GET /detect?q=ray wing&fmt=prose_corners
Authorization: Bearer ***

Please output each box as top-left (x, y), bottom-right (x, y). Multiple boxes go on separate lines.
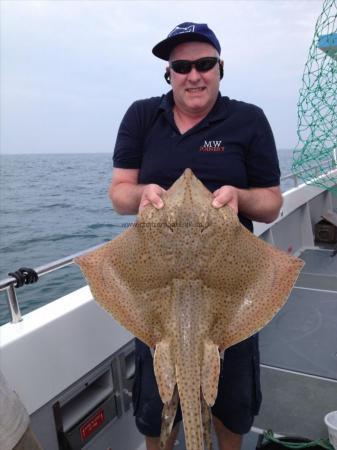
top-left (75, 219), bottom-right (174, 348)
top-left (202, 207), bottom-right (304, 351)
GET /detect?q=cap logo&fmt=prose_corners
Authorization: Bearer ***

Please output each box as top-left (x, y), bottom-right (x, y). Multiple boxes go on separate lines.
top-left (169, 25), bottom-right (195, 37)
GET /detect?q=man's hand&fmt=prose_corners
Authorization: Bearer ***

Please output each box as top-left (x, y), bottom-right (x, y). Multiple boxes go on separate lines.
top-left (212, 185), bottom-right (239, 214)
top-left (212, 184), bottom-right (283, 223)
top-left (139, 184), bottom-right (166, 211)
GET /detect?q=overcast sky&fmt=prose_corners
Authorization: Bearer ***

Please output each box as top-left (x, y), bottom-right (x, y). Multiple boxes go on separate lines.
top-left (0, 0), bottom-right (323, 154)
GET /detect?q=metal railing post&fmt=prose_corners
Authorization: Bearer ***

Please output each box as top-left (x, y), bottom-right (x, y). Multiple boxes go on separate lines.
top-left (6, 285), bottom-right (22, 323)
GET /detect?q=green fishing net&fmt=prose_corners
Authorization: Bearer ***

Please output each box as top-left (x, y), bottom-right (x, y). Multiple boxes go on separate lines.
top-left (292, 0), bottom-right (337, 193)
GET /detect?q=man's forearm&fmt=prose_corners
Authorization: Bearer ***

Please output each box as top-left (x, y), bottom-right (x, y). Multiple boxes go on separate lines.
top-left (237, 187), bottom-right (283, 223)
top-left (109, 182), bottom-right (146, 215)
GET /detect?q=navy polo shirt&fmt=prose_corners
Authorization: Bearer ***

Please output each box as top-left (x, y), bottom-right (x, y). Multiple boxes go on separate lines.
top-left (113, 91), bottom-right (280, 231)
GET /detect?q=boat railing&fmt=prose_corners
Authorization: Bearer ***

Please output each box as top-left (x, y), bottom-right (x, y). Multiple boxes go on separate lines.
top-left (0, 244), bottom-right (103, 324)
top-left (280, 155), bottom-right (337, 190)
top-left (280, 172), bottom-right (300, 189)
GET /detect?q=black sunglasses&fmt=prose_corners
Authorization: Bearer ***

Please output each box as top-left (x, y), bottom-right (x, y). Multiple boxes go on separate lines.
top-left (169, 57), bottom-right (220, 74)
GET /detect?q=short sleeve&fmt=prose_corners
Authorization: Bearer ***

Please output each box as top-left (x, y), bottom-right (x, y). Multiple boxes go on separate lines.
top-left (113, 102), bottom-right (143, 169)
top-left (246, 110), bottom-right (281, 187)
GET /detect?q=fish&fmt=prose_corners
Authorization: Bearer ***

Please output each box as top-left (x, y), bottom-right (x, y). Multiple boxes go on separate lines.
top-left (75, 169), bottom-right (304, 450)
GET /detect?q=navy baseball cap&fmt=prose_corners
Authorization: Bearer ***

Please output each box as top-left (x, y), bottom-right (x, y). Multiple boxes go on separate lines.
top-left (152, 22), bottom-right (221, 60)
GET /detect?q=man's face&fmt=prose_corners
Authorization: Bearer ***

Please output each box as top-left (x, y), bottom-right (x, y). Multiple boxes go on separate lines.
top-left (169, 42), bottom-right (221, 116)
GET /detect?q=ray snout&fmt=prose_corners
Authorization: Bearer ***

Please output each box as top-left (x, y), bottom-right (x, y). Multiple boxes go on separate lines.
top-left (165, 169), bottom-right (212, 219)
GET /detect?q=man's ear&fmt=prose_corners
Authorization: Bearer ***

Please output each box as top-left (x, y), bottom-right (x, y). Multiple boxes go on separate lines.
top-left (164, 69), bottom-right (171, 84)
top-left (219, 60), bottom-right (224, 80)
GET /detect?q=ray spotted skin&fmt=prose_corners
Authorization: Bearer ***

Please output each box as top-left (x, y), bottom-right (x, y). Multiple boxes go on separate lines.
top-left (201, 395), bottom-right (213, 450)
top-left (159, 385), bottom-right (179, 449)
top-left (76, 169), bottom-right (304, 450)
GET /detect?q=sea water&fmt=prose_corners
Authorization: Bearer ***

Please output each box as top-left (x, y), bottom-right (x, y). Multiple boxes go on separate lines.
top-left (0, 150), bottom-right (294, 325)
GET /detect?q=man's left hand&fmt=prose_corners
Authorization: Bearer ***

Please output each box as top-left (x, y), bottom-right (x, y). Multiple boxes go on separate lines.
top-left (212, 186), bottom-right (239, 214)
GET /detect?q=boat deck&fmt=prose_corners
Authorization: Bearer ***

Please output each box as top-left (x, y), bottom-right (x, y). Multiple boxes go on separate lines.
top-left (260, 247), bottom-right (337, 380)
top-left (255, 246), bottom-right (337, 443)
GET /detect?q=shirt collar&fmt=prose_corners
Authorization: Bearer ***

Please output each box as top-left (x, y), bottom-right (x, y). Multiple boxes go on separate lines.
top-left (209, 92), bottom-right (229, 122)
top-left (159, 90), bottom-right (175, 112)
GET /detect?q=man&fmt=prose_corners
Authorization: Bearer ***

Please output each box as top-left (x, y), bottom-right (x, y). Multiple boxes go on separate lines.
top-left (109, 22), bottom-right (282, 450)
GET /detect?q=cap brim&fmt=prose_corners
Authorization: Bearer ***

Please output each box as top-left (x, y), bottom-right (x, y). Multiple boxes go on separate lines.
top-left (152, 33), bottom-right (216, 60)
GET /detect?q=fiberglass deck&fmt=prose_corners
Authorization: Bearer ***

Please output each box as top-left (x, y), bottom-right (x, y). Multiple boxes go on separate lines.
top-left (259, 247), bottom-right (337, 380)
top-left (255, 247), bottom-right (337, 441)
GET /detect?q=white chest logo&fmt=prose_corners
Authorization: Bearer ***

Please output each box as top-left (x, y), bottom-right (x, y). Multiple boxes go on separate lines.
top-left (199, 140), bottom-right (225, 152)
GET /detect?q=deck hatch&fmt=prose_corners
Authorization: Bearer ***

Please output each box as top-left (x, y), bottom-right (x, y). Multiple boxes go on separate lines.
top-left (53, 365), bottom-right (120, 449)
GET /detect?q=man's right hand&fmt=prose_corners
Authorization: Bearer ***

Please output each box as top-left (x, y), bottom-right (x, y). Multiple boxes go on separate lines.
top-left (139, 184), bottom-right (166, 211)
